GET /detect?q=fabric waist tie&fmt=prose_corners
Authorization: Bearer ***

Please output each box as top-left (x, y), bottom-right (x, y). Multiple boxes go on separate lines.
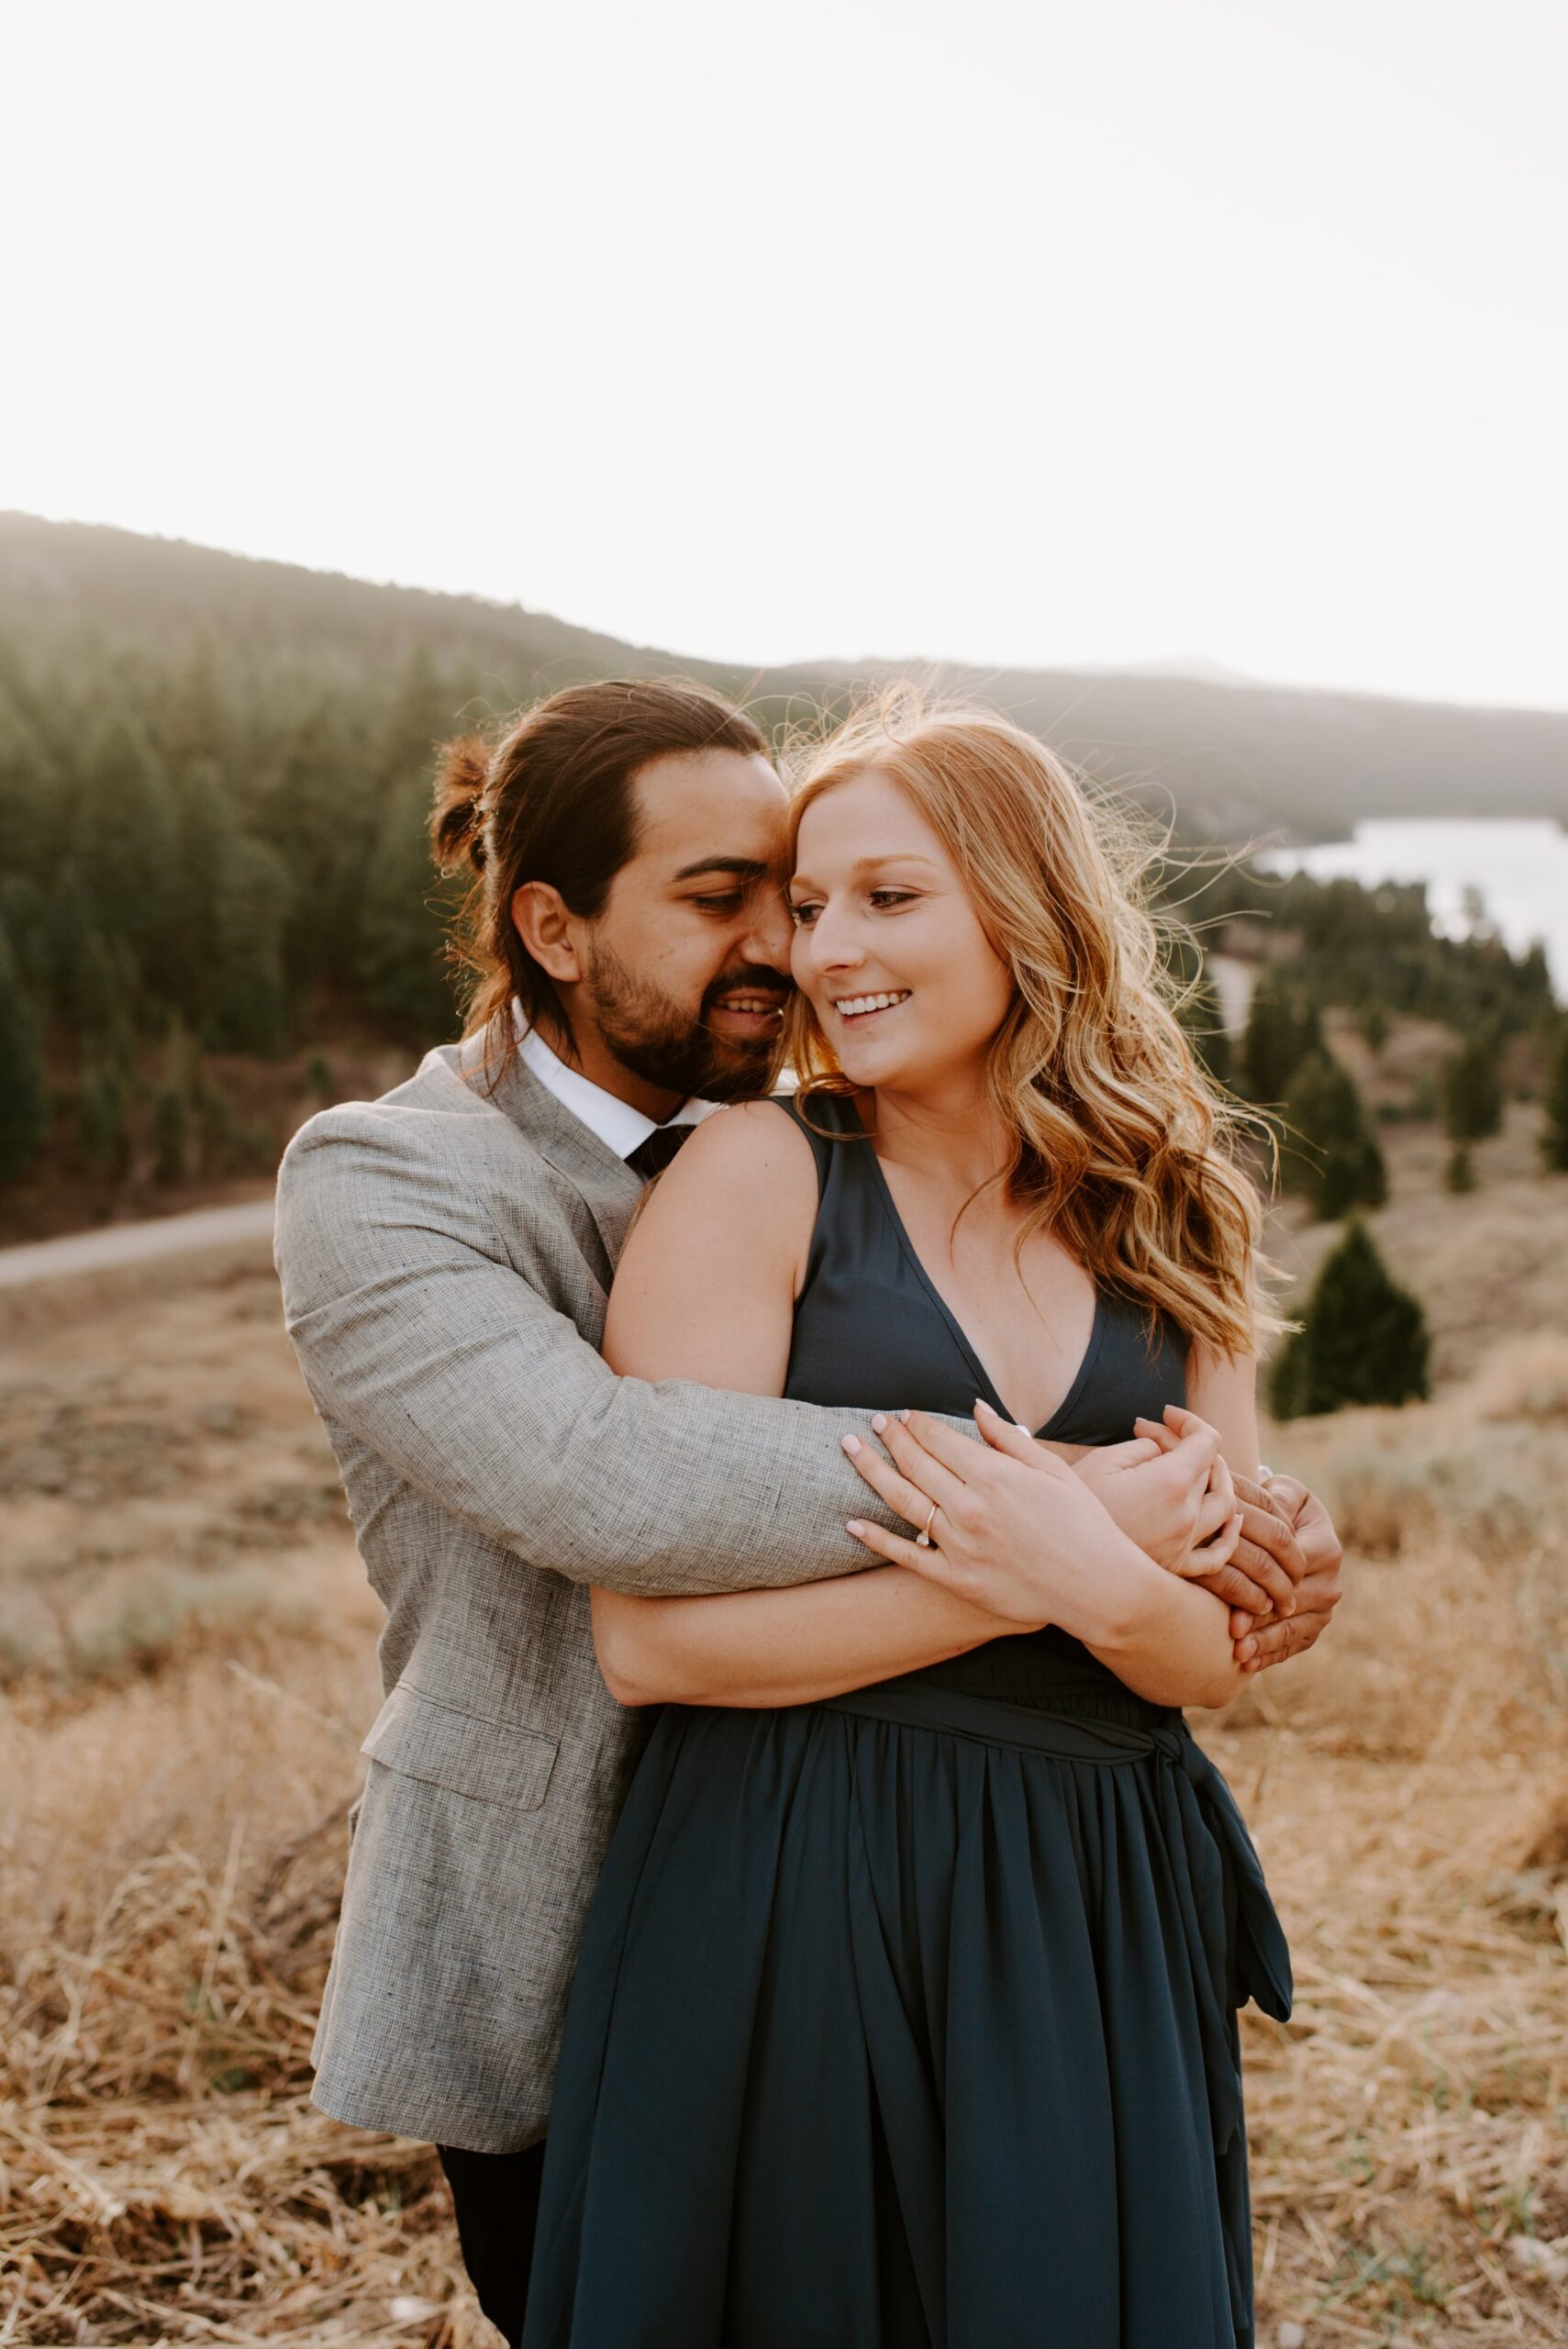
top-left (825, 1676), bottom-right (1294, 2338)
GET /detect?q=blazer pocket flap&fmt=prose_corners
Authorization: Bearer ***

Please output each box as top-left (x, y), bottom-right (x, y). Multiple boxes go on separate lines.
top-left (361, 1684), bottom-right (558, 1812)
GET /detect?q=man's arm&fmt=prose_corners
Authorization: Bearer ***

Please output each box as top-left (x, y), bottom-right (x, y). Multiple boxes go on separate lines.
top-left (274, 1103), bottom-right (901, 1598)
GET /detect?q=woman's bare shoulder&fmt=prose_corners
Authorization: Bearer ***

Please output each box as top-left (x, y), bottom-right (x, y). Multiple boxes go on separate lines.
top-left (620, 1097), bottom-right (819, 1268)
top-left (671, 1097), bottom-right (818, 1186)
top-left (606, 1098), bottom-right (818, 1382)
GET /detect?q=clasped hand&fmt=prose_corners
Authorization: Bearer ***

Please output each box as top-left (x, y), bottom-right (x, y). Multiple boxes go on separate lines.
top-left (844, 1403), bottom-right (1326, 1674)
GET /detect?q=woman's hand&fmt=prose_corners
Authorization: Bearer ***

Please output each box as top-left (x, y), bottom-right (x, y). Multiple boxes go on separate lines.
top-left (841, 1401), bottom-right (1249, 1706)
top-left (1073, 1415), bottom-right (1245, 1581)
top-left (842, 1401), bottom-right (1152, 1641)
top-left (1131, 1406), bottom-right (1304, 1622)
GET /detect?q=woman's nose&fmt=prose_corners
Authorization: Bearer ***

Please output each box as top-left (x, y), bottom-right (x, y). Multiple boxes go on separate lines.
top-left (799, 904), bottom-right (862, 973)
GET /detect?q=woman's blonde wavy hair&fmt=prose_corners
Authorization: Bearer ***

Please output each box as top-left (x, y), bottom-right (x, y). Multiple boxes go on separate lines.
top-left (783, 691), bottom-right (1277, 1358)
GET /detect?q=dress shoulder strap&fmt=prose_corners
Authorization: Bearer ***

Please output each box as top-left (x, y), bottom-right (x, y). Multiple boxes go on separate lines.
top-left (765, 1088), bottom-right (864, 1201)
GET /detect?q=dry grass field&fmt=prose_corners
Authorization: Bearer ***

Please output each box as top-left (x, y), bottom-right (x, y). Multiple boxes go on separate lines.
top-left (3, 1109), bottom-right (1568, 2345)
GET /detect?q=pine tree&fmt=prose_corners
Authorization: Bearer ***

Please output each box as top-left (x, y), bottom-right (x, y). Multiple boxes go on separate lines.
top-left (46, 864), bottom-right (139, 1074)
top-left (76, 1063), bottom-right (129, 1181)
top-left (1357, 1001), bottom-right (1390, 1055)
top-left (1543, 1020), bottom-right (1568, 1174)
top-left (0, 921), bottom-right (49, 1183)
top-left (1280, 1049), bottom-right (1387, 1220)
top-left (1240, 967), bottom-right (1305, 1104)
top-left (204, 832), bottom-right (290, 1054)
top-left (79, 713), bottom-right (180, 992)
top-left (150, 1018), bottom-right (197, 1185)
top-left (1440, 1032), bottom-right (1503, 1146)
top-left (1270, 1219), bottom-right (1430, 1419)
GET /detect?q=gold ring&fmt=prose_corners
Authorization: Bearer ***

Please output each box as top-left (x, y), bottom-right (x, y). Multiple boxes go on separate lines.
top-left (915, 1501), bottom-right (939, 1549)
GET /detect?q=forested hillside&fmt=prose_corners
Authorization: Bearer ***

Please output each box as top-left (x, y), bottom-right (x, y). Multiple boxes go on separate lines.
top-left (1, 512), bottom-right (1564, 1239)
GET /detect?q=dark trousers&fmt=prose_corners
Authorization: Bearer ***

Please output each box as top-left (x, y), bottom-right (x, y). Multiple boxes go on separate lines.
top-left (438, 2138), bottom-right (548, 2349)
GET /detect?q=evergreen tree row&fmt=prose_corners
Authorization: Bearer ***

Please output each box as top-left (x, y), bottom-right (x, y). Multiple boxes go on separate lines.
top-left (0, 638), bottom-right (473, 1181)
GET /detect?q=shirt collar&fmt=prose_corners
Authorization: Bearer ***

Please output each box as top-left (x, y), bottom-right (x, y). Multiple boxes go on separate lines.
top-left (514, 1006), bottom-right (720, 1162)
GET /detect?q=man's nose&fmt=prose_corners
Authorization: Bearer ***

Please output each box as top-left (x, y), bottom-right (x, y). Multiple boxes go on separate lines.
top-left (744, 886), bottom-right (795, 975)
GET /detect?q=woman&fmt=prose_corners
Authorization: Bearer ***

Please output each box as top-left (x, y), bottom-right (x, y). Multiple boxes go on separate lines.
top-left (522, 698), bottom-right (1292, 2349)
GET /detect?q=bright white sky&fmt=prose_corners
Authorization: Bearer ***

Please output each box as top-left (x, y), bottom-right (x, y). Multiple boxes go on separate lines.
top-left (5, 0), bottom-right (1565, 708)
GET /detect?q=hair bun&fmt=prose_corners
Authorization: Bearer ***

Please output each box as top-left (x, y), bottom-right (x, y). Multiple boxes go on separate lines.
top-left (430, 733), bottom-right (494, 873)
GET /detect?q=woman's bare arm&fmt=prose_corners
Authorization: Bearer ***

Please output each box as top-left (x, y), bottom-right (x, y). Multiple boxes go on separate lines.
top-left (1104, 1351), bottom-right (1261, 1706)
top-left (1177, 1345), bottom-right (1262, 1480)
top-left (841, 1405), bottom-right (1249, 1711)
top-left (592, 1569), bottom-right (1005, 1707)
top-left (592, 1102), bottom-right (1019, 1706)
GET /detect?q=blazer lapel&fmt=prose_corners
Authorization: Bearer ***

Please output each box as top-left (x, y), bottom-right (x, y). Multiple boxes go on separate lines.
top-left (462, 1033), bottom-right (644, 1267)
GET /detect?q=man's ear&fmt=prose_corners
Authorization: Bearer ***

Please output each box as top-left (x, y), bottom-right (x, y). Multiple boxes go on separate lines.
top-left (512, 882), bottom-right (584, 984)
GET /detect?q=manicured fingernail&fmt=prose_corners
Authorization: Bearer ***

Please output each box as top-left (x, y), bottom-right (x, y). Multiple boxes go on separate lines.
top-left (974, 1397), bottom-right (995, 1415)
top-left (896, 1408), bottom-right (911, 1423)
top-left (841, 1433), bottom-right (862, 1456)
top-left (846, 1520), bottom-right (867, 1535)
top-left (870, 1413), bottom-right (887, 1434)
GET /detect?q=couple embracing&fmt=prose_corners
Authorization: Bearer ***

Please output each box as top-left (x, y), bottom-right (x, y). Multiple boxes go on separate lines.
top-left (275, 679), bottom-right (1343, 2349)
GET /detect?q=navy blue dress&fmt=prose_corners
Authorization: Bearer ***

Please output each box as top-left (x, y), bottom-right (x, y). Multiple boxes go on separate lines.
top-left (524, 1094), bottom-right (1290, 2348)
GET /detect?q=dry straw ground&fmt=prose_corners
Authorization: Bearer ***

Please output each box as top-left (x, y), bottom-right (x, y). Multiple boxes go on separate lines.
top-left (3, 1105), bottom-right (1568, 2346)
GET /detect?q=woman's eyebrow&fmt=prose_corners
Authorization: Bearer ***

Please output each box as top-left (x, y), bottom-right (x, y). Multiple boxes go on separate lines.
top-left (790, 853), bottom-right (939, 889)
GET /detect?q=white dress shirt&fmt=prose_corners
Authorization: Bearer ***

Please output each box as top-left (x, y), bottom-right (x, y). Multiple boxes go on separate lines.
top-left (516, 1011), bottom-right (721, 1162)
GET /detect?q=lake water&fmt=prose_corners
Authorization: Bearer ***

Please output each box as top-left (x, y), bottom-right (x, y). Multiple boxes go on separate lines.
top-left (1259, 818), bottom-right (1568, 1002)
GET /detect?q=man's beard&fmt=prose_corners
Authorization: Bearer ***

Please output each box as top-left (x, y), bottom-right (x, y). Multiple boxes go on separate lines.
top-left (584, 938), bottom-right (790, 1103)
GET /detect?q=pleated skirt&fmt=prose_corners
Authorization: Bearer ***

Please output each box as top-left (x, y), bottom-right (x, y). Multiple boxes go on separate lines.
top-left (522, 1677), bottom-right (1291, 2349)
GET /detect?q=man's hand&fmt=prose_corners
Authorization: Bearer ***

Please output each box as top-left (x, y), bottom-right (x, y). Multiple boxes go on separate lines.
top-left (1228, 1473), bottom-right (1344, 1674)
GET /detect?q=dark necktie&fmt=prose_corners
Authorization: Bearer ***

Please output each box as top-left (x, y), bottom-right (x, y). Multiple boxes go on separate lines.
top-left (628, 1122), bottom-right (696, 1182)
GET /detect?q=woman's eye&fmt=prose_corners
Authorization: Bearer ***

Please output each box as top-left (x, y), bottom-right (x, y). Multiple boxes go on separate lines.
top-left (788, 901), bottom-right (820, 927)
top-left (868, 889), bottom-right (917, 910)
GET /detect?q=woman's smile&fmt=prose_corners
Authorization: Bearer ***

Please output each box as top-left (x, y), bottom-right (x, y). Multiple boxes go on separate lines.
top-left (830, 988), bottom-right (912, 1023)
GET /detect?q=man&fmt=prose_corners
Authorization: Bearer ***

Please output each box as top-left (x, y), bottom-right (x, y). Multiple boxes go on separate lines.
top-left (274, 678), bottom-right (1341, 2347)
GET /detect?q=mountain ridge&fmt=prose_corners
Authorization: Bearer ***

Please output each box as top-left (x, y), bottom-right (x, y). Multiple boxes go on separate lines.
top-left (4, 511), bottom-right (1565, 845)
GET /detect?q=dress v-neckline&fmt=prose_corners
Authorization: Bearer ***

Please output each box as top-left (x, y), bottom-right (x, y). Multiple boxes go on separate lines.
top-left (855, 1130), bottom-right (1107, 1441)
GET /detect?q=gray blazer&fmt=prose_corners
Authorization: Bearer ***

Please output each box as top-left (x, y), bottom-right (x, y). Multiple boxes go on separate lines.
top-left (273, 1034), bottom-right (903, 2152)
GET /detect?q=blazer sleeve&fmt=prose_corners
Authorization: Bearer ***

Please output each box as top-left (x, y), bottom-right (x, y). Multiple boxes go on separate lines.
top-left (274, 1099), bottom-right (941, 1598)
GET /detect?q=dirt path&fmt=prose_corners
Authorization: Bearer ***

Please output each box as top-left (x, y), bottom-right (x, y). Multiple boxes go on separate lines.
top-left (0, 1197), bottom-right (275, 1289)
